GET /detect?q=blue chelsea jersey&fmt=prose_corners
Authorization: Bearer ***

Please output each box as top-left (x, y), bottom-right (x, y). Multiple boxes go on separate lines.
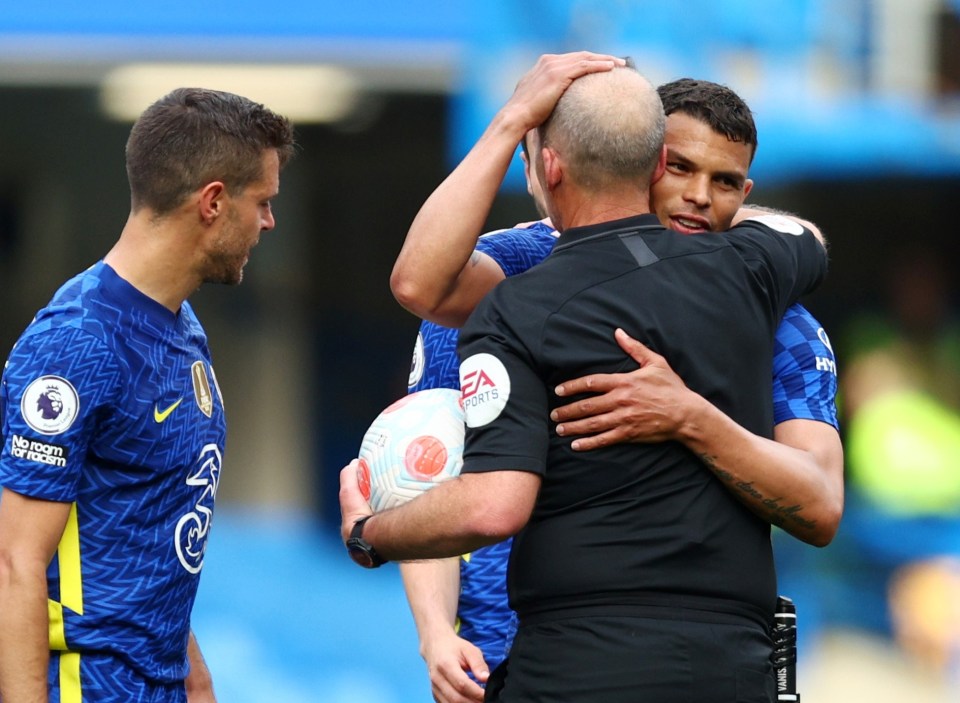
top-left (0, 262), bottom-right (226, 688)
top-left (406, 224), bottom-right (556, 671)
top-left (772, 303), bottom-right (839, 429)
top-left (408, 223), bottom-right (558, 392)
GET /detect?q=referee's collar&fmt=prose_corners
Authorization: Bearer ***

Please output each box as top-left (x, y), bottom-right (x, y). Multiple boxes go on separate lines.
top-left (555, 214), bottom-right (663, 249)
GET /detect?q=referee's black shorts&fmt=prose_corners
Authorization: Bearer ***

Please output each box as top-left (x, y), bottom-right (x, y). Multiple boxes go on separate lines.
top-left (484, 610), bottom-right (776, 703)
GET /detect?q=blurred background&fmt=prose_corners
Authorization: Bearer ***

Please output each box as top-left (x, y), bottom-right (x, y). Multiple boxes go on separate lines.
top-left (1, 0), bottom-right (959, 700)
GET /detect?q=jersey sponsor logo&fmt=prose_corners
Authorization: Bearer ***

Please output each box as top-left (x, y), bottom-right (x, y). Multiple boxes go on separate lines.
top-left (408, 332), bottom-right (425, 388)
top-left (816, 356), bottom-right (838, 375)
top-left (20, 375), bottom-right (80, 435)
top-left (745, 214), bottom-right (805, 236)
top-left (153, 398), bottom-right (183, 423)
top-left (459, 353), bottom-right (510, 427)
top-left (175, 443), bottom-right (222, 574)
top-left (191, 361), bottom-right (214, 418)
top-left (817, 327), bottom-right (834, 352)
top-left (9, 433), bottom-right (69, 468)
top-left (815, 328), bottom-right (837, 375)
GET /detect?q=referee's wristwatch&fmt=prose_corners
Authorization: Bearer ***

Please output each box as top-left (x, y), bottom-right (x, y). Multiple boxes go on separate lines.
top-left (346, 515), bottom-right (387, 568)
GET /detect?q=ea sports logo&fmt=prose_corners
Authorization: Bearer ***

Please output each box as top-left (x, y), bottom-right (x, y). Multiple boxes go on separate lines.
top-left (746, 214), bottom-right (805, 236)
top-left (459, 353), bottom-right (510, 427)
top-left (461, 369), bottom-right (497, 399)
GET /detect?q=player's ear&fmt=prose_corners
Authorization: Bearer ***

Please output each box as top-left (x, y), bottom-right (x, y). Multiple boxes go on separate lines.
top-left (743, 178), bottom-right (754, 199)
top-left (650, 145), bottom-right (667, 184)
top-left (198, 181), bottom-right (226, 225)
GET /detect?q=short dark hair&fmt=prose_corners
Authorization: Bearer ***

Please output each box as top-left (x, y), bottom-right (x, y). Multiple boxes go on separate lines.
top-left (657, 78), bottom-right (757, 162)
top-left (125, 88), bottom-right (296, 215)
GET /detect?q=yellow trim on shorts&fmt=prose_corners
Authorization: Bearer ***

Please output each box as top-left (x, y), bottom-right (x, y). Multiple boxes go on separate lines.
top-left (49, 502), bottom-right (83, 649)
top-left (48, 599), bottom-right (67, 650)
top-left (47, 504), bottom-right (83, 702)
top-left (58, 502), bottom-right (84, 614)
top-left (59, 651), bottom-right (82, 703)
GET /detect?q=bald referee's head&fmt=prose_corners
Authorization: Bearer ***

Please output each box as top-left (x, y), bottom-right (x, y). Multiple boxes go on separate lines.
top-left (539, 64), bottom-right (665, 194)
top-left (531, 64), bottom-right (666, 232)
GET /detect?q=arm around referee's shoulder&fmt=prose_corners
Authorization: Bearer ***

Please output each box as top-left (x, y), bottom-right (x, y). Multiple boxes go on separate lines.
top-left (732, 205), bottom-right (827, 249)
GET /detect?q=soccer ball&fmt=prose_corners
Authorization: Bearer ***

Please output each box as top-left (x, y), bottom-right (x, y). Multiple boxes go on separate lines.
top-left (357, 388), bottom-right (465, 512)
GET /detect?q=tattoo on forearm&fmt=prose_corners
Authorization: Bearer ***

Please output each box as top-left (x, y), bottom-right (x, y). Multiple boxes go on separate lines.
top-left (706, 459), bottom-right (817, 531)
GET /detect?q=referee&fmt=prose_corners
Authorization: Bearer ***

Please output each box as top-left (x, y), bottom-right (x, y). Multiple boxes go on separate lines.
top-left (340, 55), bottom-right (828, 702)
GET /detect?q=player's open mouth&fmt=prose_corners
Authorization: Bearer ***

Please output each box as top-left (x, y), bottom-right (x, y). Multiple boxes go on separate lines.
top-left (671, 215), bottom-right (710, 233)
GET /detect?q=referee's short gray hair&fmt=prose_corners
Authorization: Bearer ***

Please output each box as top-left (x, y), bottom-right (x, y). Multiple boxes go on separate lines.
top-left (540, 65), bottom-right (665, 192)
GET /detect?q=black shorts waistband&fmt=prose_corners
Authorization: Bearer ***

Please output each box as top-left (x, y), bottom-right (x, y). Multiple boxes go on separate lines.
top-left (517, 593), bottom-right (771, 630)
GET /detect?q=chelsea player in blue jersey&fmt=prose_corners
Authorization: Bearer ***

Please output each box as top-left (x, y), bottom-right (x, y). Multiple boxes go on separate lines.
top-left (0, 88), bottom-right (295, 703)
top-left (392, 54), bottom-right (843, 703)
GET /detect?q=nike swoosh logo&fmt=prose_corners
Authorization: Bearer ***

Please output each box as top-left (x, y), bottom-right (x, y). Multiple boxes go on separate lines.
top-left (154, 398), bottom-right (183, 423)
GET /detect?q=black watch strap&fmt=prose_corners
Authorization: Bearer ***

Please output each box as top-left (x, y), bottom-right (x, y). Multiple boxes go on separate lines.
top-left (346, 515), bottom-right (386, 568)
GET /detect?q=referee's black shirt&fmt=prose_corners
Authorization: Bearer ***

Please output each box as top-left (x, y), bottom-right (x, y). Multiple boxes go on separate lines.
top-left (457, 213), bottom-right (827, 626)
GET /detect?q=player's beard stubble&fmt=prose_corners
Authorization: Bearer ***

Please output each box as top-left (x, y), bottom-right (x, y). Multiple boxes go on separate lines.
top-left (202, 207), bottom-right (258, 286)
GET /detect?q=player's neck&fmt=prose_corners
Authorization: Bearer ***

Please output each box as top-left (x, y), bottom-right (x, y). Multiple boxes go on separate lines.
top-left (104, 213), bottom-right (201, 313)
